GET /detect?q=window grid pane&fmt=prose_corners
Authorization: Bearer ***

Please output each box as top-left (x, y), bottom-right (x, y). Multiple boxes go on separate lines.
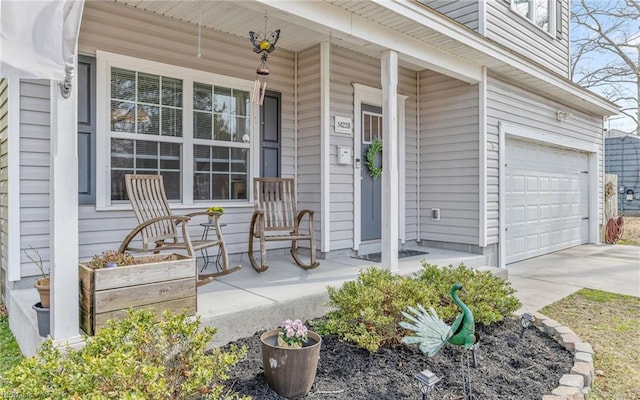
top-left (193, 144), bottom-right (248, 201)
top-left (111, 138), bottom-right (182, 201)
top-left (511, 0), bottom-right (550, 32)
top-left (110, 68), bottom-right (183, 137)
top-left (194, 82), bottom-right (251, 144)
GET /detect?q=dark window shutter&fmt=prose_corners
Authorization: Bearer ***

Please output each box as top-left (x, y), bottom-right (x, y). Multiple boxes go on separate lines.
top-left (260, 90), bottom-right (281, 178)
top-left (78, 55), bottom-right (96, 204)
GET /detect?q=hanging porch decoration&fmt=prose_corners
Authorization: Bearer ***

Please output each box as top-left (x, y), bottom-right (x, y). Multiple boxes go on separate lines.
top-left (249, 12), bottom-right (280, 105)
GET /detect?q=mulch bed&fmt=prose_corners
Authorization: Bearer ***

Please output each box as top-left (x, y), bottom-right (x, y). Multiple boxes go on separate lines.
top-left (223, 317), bottom-right (572, 399)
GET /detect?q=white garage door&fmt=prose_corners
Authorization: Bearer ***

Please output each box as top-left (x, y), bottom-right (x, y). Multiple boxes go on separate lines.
top-left (505, 139), bottom-right (589, 263)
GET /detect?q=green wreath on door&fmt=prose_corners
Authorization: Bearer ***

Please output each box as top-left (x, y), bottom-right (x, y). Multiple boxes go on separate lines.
top-left (366, 138), bottom-right (383, 179)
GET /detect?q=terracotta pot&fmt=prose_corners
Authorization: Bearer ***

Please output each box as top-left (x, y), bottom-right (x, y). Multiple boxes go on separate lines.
top-left (260, 329), bottom-right (321, 399)
top-left (34, 278), bottom-right (50, 308)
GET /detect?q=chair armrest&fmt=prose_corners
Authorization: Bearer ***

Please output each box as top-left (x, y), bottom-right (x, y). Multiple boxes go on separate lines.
top-left (296, 209), bottom-right (315, 222)
top-left (295, 209), bottom-right (314, 233)
top-left (118, 215), bottom-right (191, 253)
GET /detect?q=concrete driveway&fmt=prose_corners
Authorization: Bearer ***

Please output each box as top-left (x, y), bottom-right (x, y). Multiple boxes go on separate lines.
top-left (507, 244), bottom-right (640, 313)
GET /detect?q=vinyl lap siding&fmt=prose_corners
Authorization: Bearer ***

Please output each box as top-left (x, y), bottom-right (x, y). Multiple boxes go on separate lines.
top-left (415, 0), bottom-right (479, 32)
top-left (485, 75), bottom-right (604, 244)
top-left (398, 64), bottom-right (419, 243)
top-left (296, 45), bottom-right (322, 249)
top-left (485, 1), bottom-right (569, 77)
top-left (77, 1), bottom-right (297, 259)
top-left (605, 136), bottom-right (640, 214)
top-left (19, 80), bottom-right (52, 277)
top-left (419, 71), bottom-right (479, 245)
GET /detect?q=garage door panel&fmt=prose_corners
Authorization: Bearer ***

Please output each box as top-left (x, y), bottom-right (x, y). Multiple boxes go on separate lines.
top-left (506, 139), bottom-right (589, 263)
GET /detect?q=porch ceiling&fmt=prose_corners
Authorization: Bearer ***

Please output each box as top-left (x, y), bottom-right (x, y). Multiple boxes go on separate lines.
top-left (112, 0), bottom-right (412, 68)
top-left (112, 0), bottom-right (617, 116)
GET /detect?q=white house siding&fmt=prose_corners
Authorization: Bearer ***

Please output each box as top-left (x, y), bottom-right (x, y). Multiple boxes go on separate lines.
top-left (416, 1), bottom-right (479, 32)
top-left (0, 79), bottom-right (8, 290)
top-left (485, 0), bottom-right (569, 78)
top-left (296, 45), bottom-right (322, 250)
top-left (73, 1), bottom-right (296, 260)
top-left (328, 45), bottom-right (418, 251)
top-left (419, 70), bottom-right (480, 246)
top-left (485, 75), bottom-right (604, 246)
top-left (18, 80), bottom-right (52, 278)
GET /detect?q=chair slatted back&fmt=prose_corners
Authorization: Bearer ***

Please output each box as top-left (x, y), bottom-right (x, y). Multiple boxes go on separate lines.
top-left (254, 178), bottom-right (297, 231)
top-left (125, 174), bottom-right (179, 244)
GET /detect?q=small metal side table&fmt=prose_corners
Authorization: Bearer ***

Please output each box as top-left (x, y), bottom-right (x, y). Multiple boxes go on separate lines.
top-left (199, 221), bottom-right (227, 272)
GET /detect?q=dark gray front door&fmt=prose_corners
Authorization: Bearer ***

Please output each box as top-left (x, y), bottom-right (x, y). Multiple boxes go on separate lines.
top-left (361, 104), bottom-right (383, 241)
top-left (260, 90), bottom-right (281, 177)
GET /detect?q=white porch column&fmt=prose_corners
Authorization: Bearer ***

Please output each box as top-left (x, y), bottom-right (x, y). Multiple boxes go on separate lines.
top-left (49, 80), bottom-right (81, 343)
top-left (381, 50), bottom-right (399, 271)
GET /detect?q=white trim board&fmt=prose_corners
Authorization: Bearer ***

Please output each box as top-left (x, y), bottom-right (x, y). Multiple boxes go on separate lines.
top-left (478, 67), bottom-right (487, 248)
top-left (352, 83), bottom-right (407, 251)
top-left (320, 42), bottom-right (331, 253)
top-left (7, 79), bottom-right (21, 281)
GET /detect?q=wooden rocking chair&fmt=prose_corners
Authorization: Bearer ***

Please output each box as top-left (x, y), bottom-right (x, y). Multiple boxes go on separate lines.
top-left (248, 178), bottom-right (319, 272)
top-left (118, 174), bottom-right (241, 287)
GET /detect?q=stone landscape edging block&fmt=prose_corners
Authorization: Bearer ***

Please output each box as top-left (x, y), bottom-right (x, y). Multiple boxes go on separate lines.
top-left (531, 312), bottom-right (594, 400)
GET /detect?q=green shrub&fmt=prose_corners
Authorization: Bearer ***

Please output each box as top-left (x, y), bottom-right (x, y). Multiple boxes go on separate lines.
top-left (315, 263), bottom-right (521, 352)
top-left (0, 309), bottom-right (249, 400)
top-left (314, 267), bottom-right (436, 352)
top-left (415, 263), bottom-right (521, 325)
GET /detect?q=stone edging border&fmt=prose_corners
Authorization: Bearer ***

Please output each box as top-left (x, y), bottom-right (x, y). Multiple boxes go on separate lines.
top-left (532, 312), bottom-right (594, 400)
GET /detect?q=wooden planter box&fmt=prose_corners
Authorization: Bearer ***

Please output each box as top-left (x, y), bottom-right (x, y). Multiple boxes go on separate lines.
top-left (78, 254), bottom-right (196, 335)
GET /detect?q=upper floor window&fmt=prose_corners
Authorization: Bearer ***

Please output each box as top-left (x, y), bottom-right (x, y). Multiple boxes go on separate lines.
top-left (511, 0), bottom-right (551, 32)
top-left (97, 52), bottom-right (258, 209)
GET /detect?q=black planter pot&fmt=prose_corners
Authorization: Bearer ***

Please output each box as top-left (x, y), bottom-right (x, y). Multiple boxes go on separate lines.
top-left (32, 302), bottom-right (50, 337)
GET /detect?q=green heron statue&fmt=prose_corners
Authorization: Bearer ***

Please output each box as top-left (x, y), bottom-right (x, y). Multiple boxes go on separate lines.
top-left (400, 283), bottom-right (479, 400)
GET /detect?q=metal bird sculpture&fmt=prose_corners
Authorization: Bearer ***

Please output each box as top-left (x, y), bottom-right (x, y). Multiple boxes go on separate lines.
top-left (400, 283), bottom-right (477, 355)
top-left (400, 283), bottom-right (479, 399)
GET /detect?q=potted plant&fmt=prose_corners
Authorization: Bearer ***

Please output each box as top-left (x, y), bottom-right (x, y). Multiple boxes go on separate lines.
top-left (24, 247), bottom-right (50, 336)
top-left (206, 206), bottom-right (224, 223)
top-left (25, 247), bottom-right (49, 308)
top-left (260, 319), bottom-right (322, 398)
top-left (78, 250), bottom-right (197, 335)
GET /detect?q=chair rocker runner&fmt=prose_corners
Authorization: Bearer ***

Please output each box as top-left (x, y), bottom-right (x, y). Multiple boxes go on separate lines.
top-left (118, 174), bottom-right (241, 287)
top-left (248, 178), bottom-right (319, 272)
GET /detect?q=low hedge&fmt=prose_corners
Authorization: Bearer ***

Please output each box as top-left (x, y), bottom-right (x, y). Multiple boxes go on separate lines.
top-left (0, 309), bottom-right (249, 400)
top-left (314, 263), bottom-right (521, 352)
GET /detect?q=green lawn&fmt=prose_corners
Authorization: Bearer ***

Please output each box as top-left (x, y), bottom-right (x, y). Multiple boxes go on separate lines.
top-left (541, 289), bottom-right (640, 399)
top-left (0, 305), bottom-right (23, 376)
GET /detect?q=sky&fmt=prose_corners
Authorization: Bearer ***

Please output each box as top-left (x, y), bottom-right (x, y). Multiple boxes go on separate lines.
top-left (570, 0), bottom-right (639, 133)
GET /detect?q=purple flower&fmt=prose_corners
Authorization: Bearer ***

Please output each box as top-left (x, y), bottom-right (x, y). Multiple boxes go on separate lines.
top-left (279, 318), bottom-right (309, 346)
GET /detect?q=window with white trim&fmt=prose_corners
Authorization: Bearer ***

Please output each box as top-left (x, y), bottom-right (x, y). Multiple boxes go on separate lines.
top-left (510, 0), bottom-right (553, 33)
top-left (98, 52), bottom-right (257, 207)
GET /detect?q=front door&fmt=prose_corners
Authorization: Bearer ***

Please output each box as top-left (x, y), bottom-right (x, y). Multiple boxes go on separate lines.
top-left (361, 104), bottom-right (383, 241)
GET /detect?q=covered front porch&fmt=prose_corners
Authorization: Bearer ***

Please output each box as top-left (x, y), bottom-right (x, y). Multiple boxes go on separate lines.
top-left (12, 246), bottom-right (489, 356)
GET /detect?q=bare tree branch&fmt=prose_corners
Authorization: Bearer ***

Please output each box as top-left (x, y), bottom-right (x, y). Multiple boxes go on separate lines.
top-left (572, 0), bottom-right (640, 133)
